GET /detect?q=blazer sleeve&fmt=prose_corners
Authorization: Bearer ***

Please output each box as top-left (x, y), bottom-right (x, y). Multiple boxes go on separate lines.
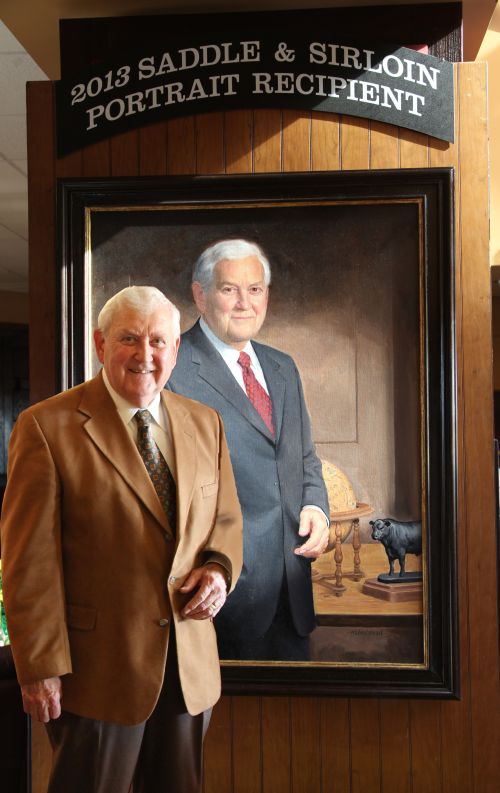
top-left (201, 413), bottom-right (243, 594)
top-left (295, 365), bottom-right (330, 521)
top-left (0, 411), bottom-right (72, 685)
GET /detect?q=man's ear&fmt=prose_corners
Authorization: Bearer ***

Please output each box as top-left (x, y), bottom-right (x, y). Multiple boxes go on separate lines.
top-left (191, 281), bottom-right (206, 313)
top-left (94, 328), bottom-right (106, 364)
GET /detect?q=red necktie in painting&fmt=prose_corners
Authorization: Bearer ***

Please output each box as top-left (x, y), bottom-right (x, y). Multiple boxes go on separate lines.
top-left (134, 409), bottom-right (177, 533)
top-left (237, 351), bottom-right (275, 437)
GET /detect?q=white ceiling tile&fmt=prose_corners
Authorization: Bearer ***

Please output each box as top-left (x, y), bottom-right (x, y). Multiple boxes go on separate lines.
top-left (0, 53), bottom-right (47, 115)
top-left (0, 266), bottom-right (28, 284)
top-left (0, 22), bottom-right (24, 53)
top-left (0, 194), bottom-right (28, 239)
top-left (11, 159), bottom-right (27, 175)
top-left (0, 115), bottom-right (27, 160)
top-left (0, 271), bottom-right (28, 292)
top-left (0, 224), bottom-right (24, 241)
top-left (0, 235), bottom-right (28, 262)
top-left (0, 159), bottom-right (27, 192)
top-left (0, 282), bottom-right (27, 293)
top-left (0, 236), bottom-right (28, 292)
top-left (0, 26), bottom-right (41, 292)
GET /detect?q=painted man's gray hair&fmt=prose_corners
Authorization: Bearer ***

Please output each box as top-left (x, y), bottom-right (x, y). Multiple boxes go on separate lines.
top-left (192, 239), bottom-right (272, 291)
top-left (97, 286), bottom-right (181, 338)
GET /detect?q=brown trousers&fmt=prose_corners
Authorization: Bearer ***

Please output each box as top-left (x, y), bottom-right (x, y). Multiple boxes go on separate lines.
top-left (45, 631), bottom-right (211, 793)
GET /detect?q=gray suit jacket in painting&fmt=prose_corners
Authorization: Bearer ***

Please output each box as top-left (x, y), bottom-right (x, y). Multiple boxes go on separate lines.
top-left (168, 321), bottom-right (329, 644)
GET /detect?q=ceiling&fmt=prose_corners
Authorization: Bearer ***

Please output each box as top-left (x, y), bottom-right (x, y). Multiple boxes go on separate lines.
top-left (0, 0), bottom-right (497, 294)
top-left (0, 21), bottom-right (46, 293)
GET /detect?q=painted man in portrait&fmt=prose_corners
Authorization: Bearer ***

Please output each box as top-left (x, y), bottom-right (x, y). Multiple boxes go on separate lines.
top-left (169, 239), bottom-right (330, 661)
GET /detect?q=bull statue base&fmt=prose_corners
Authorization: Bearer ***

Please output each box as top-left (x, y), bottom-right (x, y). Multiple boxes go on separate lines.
top-left (378, 571), bottom-right (422, 584)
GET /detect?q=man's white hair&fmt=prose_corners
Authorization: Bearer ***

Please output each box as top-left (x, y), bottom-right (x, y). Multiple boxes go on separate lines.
top-left (193, 239), bottom-right (272, 291)
top-left (97, 286), bottom-right (181, 338)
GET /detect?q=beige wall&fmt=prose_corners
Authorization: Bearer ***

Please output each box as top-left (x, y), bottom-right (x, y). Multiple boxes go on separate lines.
top-left (0, 290), bottom-right (28, 324)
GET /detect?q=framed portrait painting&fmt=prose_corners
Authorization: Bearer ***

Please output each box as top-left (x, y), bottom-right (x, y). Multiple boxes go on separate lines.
top-left (58, 169), bottom-right (458, 697)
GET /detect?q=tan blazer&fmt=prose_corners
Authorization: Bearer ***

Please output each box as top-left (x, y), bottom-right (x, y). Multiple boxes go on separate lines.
top-left (0, 372), bottom-right (242, 723)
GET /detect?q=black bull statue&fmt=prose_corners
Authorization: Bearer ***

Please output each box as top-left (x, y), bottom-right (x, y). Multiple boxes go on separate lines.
top-left (370, 518), bottom-right (422, 577)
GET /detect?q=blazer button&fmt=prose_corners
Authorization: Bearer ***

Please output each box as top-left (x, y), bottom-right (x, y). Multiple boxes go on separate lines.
top-left (158, 618), bottom-right (169, 627)
top-left (169, 576), bottom-right (176, 584)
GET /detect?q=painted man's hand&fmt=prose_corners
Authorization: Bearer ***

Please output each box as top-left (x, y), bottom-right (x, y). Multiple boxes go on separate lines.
top-left (21, 676), bottom-right (62, 723)
top-left (180, 563), bottom-right (228, 620)
top-left (294, 508), bottom-right (329, 558)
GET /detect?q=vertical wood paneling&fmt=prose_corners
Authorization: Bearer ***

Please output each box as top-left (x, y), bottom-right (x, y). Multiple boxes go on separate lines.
top-left (110, 129), bottom-right (139, 175)
top-left (380, 701), bottom-right (411, 793)
top-left (82, 140), bottom-right (111, 176)
top-left (440, 697), bottom-right (474, 793)
top-left (341, 116), bottom-right (370, 170)
top-left (139, 122), bottom-right (167, 175)
top-left (290, 698), bottom-right (321, 793)
top-left (320, 699), bottom-right (350, 793)
top-left (166, 117), bottom-right (196, 175)
top-left (350, 700), bottom-right (381, 793)
top-left (282, 110), bottom-right (311, 172)
top-left (457, 63), bottom-right (500, 793)
top-left (225, 110), bottom-right (253, 173)
top-left (203, 698), bottom-right (232, 793)
top-left (27, 82), bottom-right (58, 404)
top-left (409, 702), bottom-right (442, 793)
top-left (253, 110), bottom-right (282, 172)
top-left (56, 150), bottom-right (84, 179)
top-left (195, 113), bottom-right (225, 174)
top-left (232, 698), bottom-right (262, 793)
top-left (262, 697), bottom-right (291, 793)
top-left (311, 112), bottom-right (340, 171)
top-left (399, 129), bottom-right (430, 168)
top-left (429, 67), bottom-right (475, 793)
top-left (370, 121), bottom-right (399, 169)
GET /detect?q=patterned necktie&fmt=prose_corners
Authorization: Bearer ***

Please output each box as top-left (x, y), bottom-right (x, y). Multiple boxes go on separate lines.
top-left (237, 351), bottom-right (275, 437)
top-left (134, 409), bottom-right (177, 533)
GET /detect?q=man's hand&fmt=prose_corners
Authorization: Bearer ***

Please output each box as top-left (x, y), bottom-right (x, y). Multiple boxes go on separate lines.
top-left (180, 563), bottom-right (228, 620)
top-left (21, 676), bottom-right (62, 723)
top-left (294, 508), bottom-right (329, 558)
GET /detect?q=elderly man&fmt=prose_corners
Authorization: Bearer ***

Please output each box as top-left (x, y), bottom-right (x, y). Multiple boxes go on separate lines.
top-left (169, 239), bottom-right (329, 661)
top-left (0, 286), bottom-right (242, 793)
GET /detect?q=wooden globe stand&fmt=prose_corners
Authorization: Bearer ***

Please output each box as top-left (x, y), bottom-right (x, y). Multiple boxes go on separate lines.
top-left (312, 502), bottom-right (373, 597)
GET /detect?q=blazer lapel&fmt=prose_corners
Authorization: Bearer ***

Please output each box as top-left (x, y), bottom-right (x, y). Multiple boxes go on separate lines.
top-left (188, 322), bottom-right (276, 443)
top-left (161, 391), bottom-right (196, 538)
top-left (78, 373), bottom-right (170, 535)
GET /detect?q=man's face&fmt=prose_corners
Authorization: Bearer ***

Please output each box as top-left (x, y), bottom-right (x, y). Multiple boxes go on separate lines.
top-left (192, 256), bottom-right (269, 350)
top-left (94, 305), bottom-right (180, 407)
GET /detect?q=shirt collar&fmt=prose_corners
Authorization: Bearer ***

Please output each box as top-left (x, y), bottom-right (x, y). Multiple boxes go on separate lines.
top-left (102, 369), bottom-right (164, 427)
top-left (199, 316), bottom-right (257, 365)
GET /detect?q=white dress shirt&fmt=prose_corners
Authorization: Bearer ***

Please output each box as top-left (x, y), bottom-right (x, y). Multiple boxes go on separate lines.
top-left (102, 369), bottom-right (176, 481)
top-left (199, 317), bottom-right (270, 394)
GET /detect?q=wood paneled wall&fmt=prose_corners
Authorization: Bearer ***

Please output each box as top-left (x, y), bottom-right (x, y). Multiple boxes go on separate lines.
top-left (27, 63), bottom-right (499, 792)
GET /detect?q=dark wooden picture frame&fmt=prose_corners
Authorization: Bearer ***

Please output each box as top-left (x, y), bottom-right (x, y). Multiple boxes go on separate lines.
top-left (58, 169), bottom-right (458, 698)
